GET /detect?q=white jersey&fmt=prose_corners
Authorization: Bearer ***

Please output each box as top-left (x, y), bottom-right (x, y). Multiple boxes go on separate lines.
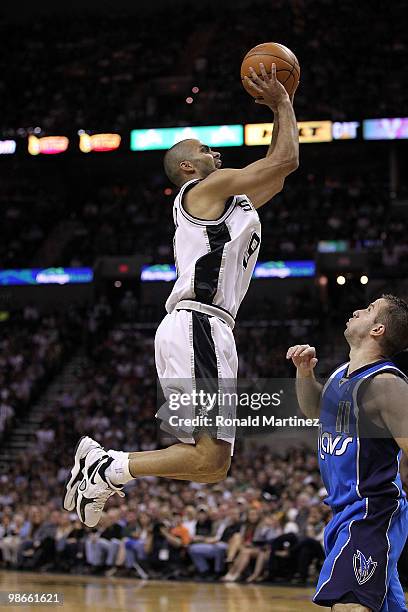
top-left (165, 178), bottom-right (261, 321)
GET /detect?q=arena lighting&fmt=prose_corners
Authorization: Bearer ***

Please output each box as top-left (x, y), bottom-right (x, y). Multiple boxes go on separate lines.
top-left (28, 135), bottom-right (69, 155)
top-left (78, 132), bottom-right (121, 153)
top-left (192, 86), bottom-right (200, 93)
top-left (186, 97), bottom-right (194, 104)
top-left (318, 275), bottom-right (328, 286)
top-left (336, 275), bottom-right (346, 286)
top-left (130, 125), bottom-right (244, 151)
top-left (0, 139), bottom-right (16, 154)
top-left (360, 275), bottom-right (369, 285)
top-left (363, 118), bottom-right (408, 140)
top-left (114, 280), bottom-right (122, 288)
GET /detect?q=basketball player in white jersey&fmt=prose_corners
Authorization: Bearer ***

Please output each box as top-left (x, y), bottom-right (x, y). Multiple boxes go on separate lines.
top-left (63, 63), bottom-right (299, 527)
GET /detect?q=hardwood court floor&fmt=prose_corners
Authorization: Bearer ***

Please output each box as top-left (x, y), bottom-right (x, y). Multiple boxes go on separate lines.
top-left (0, 571), bottom-right (329, 611)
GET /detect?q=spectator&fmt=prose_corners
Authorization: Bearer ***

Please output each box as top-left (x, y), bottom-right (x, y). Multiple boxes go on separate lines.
top-left (221, 507), bottom-right (264, 582)
top-left (85, 509), bottom-right (123, 574)
top-left (17, 509), bottom-right (59, 571)
top-left (123, 512), bottom-right (151, 574)
top-left (0, 513), bottom-right (30, 568)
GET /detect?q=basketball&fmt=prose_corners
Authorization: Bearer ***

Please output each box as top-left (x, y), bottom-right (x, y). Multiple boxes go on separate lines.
top-left (241, 42), bottom-right (300, 98)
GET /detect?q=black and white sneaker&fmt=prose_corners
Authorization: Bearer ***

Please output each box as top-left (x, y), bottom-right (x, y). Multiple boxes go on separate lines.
top-left (76, 449), bottom-right (125, 528)
top-left (62, 436), bottom-right (103, 512)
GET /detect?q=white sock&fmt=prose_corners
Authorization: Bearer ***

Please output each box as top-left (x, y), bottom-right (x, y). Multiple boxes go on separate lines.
top-left (106, 450), bottom-right (133, 485)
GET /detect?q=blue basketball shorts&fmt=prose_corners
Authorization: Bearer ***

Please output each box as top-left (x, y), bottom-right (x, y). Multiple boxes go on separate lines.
top-left (313, 496), bottom-right (408, 611)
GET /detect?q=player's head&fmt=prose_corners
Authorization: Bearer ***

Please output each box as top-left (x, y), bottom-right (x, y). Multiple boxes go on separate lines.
top-left (163, 139), bottom-right (221, 187)
top-left (344, 294), bottom-right (408, 356)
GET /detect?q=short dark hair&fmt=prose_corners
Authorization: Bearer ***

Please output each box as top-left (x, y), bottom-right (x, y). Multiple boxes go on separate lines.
top-left (163, 139), bottom-right (194, 187)
top-left (375, 294), bottom-right (408, 355)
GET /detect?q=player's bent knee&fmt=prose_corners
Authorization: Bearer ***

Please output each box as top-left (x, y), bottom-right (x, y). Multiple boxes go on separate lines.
top-left (192, 458), bottom-right (230, 483)
top-left (195, 439), bottom-right (231, 477)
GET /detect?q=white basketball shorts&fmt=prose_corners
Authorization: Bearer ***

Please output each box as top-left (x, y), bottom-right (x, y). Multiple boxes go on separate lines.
top-left (154, 308), bottom-right (238, 453)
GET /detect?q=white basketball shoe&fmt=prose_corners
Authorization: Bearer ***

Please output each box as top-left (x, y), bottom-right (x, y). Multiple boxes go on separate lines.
top-left (62, 436), bottom-right (104, 511)
top-left (76, 448), bottom-right (125, 527)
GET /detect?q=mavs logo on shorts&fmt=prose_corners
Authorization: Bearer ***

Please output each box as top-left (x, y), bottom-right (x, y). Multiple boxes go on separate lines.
top-left (353, 550), bottom-right (377, 585)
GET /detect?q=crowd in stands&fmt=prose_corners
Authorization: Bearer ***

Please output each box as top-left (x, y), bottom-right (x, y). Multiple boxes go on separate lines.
top-left (1, 444), bottom-right (407, 584)
top-left (1, 160), bottom-right (405, 273)
top-left (1, 0), bottom-right (407, 132)
top-left (0, 443), bottom-right (336, 585)
top-left (0, 306), bottom-right (80, 439)
top-left (0, 292), bottom-right (350, 584)
top-left (57, 172), bottom-right (408, 271)
top-left (0, 169), bottom-right (65, 268)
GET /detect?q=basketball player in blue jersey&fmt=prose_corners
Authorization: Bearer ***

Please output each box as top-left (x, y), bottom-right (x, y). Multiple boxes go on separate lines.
top-left (63, 64), bottom-right (299, 528)
top-left (287, 294), bottom-right (408, 612)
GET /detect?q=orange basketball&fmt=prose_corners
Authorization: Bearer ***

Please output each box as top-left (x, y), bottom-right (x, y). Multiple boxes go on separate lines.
top-left (241, 42), bottom-right (300, 98)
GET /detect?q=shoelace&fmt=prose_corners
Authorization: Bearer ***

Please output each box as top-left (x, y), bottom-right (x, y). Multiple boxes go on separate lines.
top-left (91, 484), bottom-right (125, 512)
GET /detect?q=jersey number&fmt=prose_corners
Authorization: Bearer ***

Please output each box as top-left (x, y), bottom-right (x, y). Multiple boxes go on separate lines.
top-left (243, 232), bottom-right (260, 269)
top-left (237, 198), bottom-right (253, 212)
top-left (336, 401), bottom-right (351, 433)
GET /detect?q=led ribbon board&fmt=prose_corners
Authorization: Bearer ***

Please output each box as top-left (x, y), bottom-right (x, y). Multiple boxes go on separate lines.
top-left (245, 121), bottom-right (333, 145)
top-left (130, 125), bottom-right (244, 151)
top-left (79, 132), bottom-right (121, 152)
top-left (141, 261), bottom-right (315, 282)
top-left (28, 135), bottom-right (69, 155)
top-left (0, 140), bottom-right (16, 154)
top-left (363, 118), bottom-right (408, 140)
top-left (0, 267), bottom-right (93, 286)
top-left (253, 260), bottom-right (315, 279)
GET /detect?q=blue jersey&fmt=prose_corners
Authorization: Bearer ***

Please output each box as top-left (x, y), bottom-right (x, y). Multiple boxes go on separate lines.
top-left (318, 359), bottom-right (407, 510)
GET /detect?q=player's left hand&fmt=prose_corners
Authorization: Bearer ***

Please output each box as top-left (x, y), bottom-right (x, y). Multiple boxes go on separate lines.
top-left (244, 63), bottom-right (290, 111)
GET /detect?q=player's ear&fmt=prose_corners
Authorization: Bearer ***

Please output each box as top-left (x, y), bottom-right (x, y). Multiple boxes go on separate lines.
top-left (180, 160), bottom-right (194, 173)
top-left (371, 323), bottom-right (385, 338)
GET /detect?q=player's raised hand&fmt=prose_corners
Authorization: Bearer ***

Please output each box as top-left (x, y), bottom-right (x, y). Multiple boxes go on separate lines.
top-left (286, 344), bottom-right (318, 371)
top-left (244, 63), bottom-right (290, 111)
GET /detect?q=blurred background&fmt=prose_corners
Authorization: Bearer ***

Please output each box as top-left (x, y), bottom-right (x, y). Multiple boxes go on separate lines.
top-left (0, 0), bottom-right (407, 590)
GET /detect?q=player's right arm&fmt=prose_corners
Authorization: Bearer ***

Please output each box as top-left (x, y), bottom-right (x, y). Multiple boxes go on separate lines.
top-left (287, 344), bottom-right (322, 419)
top-left (188, 64), bottom-right (299, 214)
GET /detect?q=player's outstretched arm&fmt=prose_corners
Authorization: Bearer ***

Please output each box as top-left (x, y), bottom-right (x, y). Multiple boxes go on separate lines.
top-left (287, 344), bottom-right (322, 419)
top-left (189, 64), bottom-right (298, 213)
top-left (246, 63), bottom-right (299, 167)
top-left (260, 69), bottom-right (297, 159)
